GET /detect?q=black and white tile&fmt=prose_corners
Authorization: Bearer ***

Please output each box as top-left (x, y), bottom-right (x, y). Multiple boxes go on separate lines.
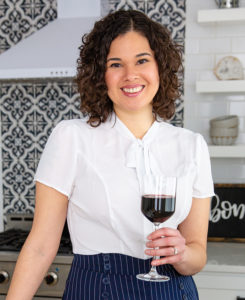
top-left (0, 0), bottom-right (57, 54)
top-left (0, 80), bottom-right (81, 214)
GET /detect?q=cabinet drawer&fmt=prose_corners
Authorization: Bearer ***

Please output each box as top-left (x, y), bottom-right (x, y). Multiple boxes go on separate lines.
top-left (198, 288), bottom-right (245, 300)
top-left (194, 271), bottom-right (245, 290)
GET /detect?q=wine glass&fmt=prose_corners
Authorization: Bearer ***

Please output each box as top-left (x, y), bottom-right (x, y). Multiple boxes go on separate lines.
top-left (136, 175), bottom-right (177, 282)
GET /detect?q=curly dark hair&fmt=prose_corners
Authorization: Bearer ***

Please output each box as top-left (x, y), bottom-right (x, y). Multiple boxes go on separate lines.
top-left (76, 9), bottom-right (183, 127)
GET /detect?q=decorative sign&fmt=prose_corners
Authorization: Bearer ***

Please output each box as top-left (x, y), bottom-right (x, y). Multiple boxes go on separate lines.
top-left (208, 184), bottom-right (245, 242)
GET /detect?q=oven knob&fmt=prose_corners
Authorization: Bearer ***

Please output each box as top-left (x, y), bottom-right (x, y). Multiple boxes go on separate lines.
top-left (44, 272), bottom-right (58, 286)
top-left (0, 270), bottom-right (9, 284)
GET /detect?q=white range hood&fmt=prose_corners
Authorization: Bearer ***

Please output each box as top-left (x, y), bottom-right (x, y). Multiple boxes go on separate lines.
top-left (0, 0), bottom-right (101, 79)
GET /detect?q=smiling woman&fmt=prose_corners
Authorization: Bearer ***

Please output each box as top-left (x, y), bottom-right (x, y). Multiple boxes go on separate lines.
top-left (6, 9), bottom-right (214, 300)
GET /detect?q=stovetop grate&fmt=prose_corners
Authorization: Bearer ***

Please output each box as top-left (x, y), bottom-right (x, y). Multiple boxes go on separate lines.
top-left (0, 229), bottom-right (29, 251)
top-left (0, 214), bottom-right (73, 254)
top-left (0, 228), bottom-right (73, 254)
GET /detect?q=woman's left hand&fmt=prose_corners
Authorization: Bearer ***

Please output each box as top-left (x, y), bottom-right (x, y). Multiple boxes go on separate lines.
top-left (145, 227), bottom-right (186, 266)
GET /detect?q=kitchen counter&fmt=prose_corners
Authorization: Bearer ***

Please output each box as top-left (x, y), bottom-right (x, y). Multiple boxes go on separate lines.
top-left (194, 242), bottom-right (245, 300)
top-left (0, 251), bottom-right (73, 264)
top-left (205, 241), bottom-right (245, 272)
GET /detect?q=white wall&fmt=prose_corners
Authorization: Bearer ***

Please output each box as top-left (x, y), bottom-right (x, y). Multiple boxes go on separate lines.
top-left (58, 0), bottom-right (101, 18)
top-left (184, 0), bottom-right (245, 183)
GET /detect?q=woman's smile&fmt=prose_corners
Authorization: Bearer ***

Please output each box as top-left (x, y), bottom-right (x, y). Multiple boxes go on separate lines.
top-left (121, 84), bottom-right (145, 97)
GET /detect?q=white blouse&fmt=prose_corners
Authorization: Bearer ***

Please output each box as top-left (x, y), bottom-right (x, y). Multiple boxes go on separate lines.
top-left (34, 114), bottom-right (214, 259)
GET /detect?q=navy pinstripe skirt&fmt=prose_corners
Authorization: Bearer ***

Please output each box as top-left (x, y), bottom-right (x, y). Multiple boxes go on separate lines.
top-left (62, 253), bottom-right (199, 300)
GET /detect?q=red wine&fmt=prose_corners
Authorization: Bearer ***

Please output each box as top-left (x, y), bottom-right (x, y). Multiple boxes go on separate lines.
top-left (141, 194), bottom-right (175, 223)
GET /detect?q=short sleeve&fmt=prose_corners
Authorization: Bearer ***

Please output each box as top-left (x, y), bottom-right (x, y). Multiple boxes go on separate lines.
top-left (192, 134), bottom-right (214, 198)
top-left (34, 120), bottom-right (78, 197)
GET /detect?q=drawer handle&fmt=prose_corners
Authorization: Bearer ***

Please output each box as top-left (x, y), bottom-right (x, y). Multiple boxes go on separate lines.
top-left (237, 297), bottom-right (245, 300)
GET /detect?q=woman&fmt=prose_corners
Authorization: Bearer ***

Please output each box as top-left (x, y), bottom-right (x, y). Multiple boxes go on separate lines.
top-left (6, 10), bottom-right (214, 300)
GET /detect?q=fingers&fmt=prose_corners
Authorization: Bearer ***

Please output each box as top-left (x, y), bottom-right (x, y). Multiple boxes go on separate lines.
top-left (146, 236), bottom-right (180, 249)
top-left (145, 227), bottom-right (186, 266)
top-left (145, 244), bottom-right (184, 259)
top-left (147, 227), bottom-right (180, 240)
top-left (145, 245), bottom-right (178, 257)
top-left (151, 252), bottom-right (182, 266)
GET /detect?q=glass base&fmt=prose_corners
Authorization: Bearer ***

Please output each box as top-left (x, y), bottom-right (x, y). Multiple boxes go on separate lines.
top-left (136, 272), bottom-right (170, 282)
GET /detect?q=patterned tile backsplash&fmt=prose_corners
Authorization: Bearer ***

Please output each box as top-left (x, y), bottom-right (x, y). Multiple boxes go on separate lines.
top-left (0, 0), bottom-right (185, 216)
top-left (0, 0), bottom-right (57, 54)
top-left (109, 0), bottom-right (185, 42)
top-left (0, 80), bottom-right (81, 214)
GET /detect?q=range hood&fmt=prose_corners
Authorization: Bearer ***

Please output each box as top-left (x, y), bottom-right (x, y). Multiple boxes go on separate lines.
top-left (0, 0), bottom-right (101, 79)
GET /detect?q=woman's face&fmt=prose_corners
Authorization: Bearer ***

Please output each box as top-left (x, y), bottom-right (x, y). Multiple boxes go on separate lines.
top-left (105, 31), bottom-right (159, 116)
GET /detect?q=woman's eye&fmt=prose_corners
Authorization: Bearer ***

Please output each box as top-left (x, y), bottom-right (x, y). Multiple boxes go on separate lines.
top-left (137, 58), bottom-right (148, 65)
top-left (109, 63), bottom-right (121, 68)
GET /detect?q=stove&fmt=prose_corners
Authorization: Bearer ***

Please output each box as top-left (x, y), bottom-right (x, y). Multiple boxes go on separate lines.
top-left (0, 214), bottom-right (73, 300)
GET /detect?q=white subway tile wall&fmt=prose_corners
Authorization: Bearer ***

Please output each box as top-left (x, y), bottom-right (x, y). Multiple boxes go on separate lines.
top-left (184, 0), bottom-right (245, 183)
top-left (211, 158), bottom-right (245, 183)
top-left (199, 38), bottom-right (231, 54)
top-left (187, 54), bottom-right (215, 70)
top-left (236, 132), bottom-right (245, 144)
top-left (232, 37), bottom-right (245, 52)
top-left (230, 102), bottom-right (245, 116)
top-left (195, 101), bottom-right (229, 118)
top-left (216, 23), bottom-right (245, 37)
top-left (185, 39), bottom-right (199, 54)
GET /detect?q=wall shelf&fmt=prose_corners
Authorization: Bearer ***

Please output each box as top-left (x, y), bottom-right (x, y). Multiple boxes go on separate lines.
top-left (197, 7), bottom-right (245, 23)
top-left (208, 144), bottom-right (245, 158)
top-left (196, 80), bottom-right (245, 93)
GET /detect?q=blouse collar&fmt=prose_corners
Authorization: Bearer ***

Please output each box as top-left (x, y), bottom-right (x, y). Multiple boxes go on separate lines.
top-left (106, 112), bottom-right (161, 143)
top-left (106, 112), bottom-right (164, 190)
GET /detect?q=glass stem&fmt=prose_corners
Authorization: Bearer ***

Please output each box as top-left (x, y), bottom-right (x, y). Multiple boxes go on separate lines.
top-left (150, 223), bottom-right (160, 273)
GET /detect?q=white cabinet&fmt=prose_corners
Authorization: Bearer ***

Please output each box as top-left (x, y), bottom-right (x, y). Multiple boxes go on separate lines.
top-left (194, 269), bottom-right (245, 300)
top-left (198, 289), bottom-right (245, 300)
top-left (194, 243), bottom-right (245, 300)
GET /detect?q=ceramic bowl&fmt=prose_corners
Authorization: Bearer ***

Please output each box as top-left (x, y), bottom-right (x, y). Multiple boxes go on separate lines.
top-left (209, 115), bottom-right (239, 128)
top-left (211, 136), bottom-right (237, 145)
top-left (210, 126), bottom-right (238, 145)
top-left (210, 127), bottom-right (238, 137)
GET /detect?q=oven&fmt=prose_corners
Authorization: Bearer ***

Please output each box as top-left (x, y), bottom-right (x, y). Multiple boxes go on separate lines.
top-left (0, 214), bottom-right (73, 299)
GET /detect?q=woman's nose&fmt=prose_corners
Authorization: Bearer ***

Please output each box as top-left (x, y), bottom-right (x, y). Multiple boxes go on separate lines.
top-left (123, 65), bottom-right (139, 81)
